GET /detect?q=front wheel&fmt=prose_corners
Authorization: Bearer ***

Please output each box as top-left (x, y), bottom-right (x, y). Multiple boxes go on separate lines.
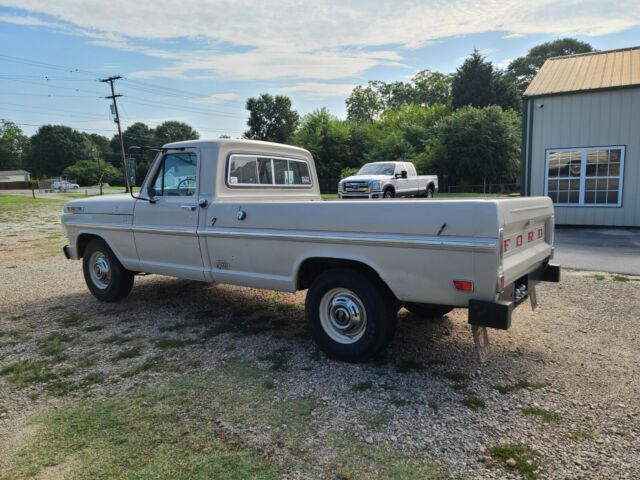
top-left (305, 268), bottom-right (397, 362)
top-left (383, 189), bottom-right (394, 199)
top-left (82, 238), bottom-right (134, 302)
top-left (404, 303), bottom-right (453, 318)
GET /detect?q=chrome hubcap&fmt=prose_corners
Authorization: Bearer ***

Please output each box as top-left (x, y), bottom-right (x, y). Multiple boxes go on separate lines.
top-left (89, 252), bottom-right (111, 289)
top-left (319, 288), bottom-right (367, 344)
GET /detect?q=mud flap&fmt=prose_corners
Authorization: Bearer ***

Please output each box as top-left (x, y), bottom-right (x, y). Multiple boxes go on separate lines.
top-left (471, 325), bottom-right (490, 363)
top-left (529, 284), bottom-right (538, 310)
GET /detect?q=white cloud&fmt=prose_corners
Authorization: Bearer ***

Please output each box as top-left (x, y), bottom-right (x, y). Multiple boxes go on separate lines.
top-left (1, 0), bottom-right (639, 83)
top-left (189, 92), bottom-right (240, 105)
top-left (494, 58), bottom-right (514, 70)
top-left (0, 13), bottom-right (60, 28)
top-left (277, 82), bottom-right (356, 98)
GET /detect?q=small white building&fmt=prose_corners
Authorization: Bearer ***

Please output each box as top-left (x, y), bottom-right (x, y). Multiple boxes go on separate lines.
top-left (0, 170), bottom-right (31, 182)
top-left (521, 47), bottom-right (640, 226)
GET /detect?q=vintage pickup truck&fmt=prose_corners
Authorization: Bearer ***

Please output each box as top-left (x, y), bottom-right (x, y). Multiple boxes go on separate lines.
top-left (338, 161), bottom-right (438, 199)
top-left (62, 139), bottom-right (560, 362)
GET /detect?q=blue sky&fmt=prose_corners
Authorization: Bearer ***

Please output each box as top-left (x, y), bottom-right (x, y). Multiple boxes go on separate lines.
top-left (0, 1), bottom-right (639, 140)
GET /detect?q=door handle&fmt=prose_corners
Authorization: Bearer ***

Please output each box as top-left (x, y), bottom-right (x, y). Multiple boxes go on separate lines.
top-left (181, 204), bottom-right (197, 211)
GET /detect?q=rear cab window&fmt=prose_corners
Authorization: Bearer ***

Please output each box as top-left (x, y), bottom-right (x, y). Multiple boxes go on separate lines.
top-left (228, 154), bottom-right (312, 187)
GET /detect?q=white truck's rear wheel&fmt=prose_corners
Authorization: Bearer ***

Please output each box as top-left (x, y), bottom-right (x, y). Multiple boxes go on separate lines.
top-left (404, 302), bottom-right (453, 318)
top-left (82, 238), bottom-right (134, 302)
top-left (306, 268), bottom-right (397, 362)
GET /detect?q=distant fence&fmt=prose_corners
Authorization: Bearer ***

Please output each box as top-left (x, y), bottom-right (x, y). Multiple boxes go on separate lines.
top-left (446, 183), bottom-right (520, 195)
top-left (319, 178), bottom-right (340, 194)
top-left (0, 181), bottom-right (31, 190)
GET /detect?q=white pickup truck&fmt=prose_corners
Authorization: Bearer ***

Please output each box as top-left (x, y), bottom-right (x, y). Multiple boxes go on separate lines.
top-left (338, 161), bottom-right (438, 199)
top-left (62, 139), bottom-right (560, 362)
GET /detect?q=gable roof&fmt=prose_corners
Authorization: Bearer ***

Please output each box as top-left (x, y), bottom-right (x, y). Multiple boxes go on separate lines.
top-left (524, 46), bottom-right (640, 97)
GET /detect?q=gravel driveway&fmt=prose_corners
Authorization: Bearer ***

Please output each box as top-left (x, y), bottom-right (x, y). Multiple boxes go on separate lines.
top-left (0, 203), bottom-right (639, 479)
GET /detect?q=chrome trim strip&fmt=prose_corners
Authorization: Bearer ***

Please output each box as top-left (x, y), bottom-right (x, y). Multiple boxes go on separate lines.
top-left (65, 223), bottom-right (197, 237)
top-left (511, 205), bottom-right (550, 213)
top-left (201, 228), bottom-right (497, 252)
top-left (65, 222), bottom-right (132, 232)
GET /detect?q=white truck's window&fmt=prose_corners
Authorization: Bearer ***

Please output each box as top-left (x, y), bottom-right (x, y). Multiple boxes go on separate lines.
top-left (406, 163), bottom-right (417, 176)
top-left (151, 152), bottom-right (197, 196)
top-left (228, 154), bottom-right (312, 187)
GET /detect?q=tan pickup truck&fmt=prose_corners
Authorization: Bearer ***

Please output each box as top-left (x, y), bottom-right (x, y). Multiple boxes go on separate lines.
top-left (62, 139), bottom-right (560, 362)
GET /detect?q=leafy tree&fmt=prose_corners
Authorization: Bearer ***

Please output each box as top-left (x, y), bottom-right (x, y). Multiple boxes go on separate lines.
top-left (63, 159), bottom-right (121, 186)
top-left (292, 108), bottom-right (351, 179)
top-left (111, 122), bottom-right (156, 182)
top-left (340, 167), bottom-right (359, 179)
top-left (451, 50), bottom-right (496, 109)
top-left (346, 84), bottom-right (384, 123)
top-left (154, 121), bottom-right (199, 145)
top-left (412, 70), bottom-right (452, 106)
top-left (0, 120), bottom-right (29, 170)
top-left (507, 38), bottom-right (594, 92)
top-left (493, 70), bottom-right (521, 112)
top-left (430, 106), bottom-right (521, 185)
top-left (244, 93), bottom-right (299, 143)
top-left (28, 125), bottom-right (98, 177)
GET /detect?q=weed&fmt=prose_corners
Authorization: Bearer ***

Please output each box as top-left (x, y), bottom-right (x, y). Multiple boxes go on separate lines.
top-left (612, 275), bottom-right (629, 282)
top-left (441, 371), bottom-right (469, 382)
top-left (59, 312), bottom-right (84, 327)
top-left (522, 406), bottom-right (559, 423)
top-left (395, 359), bottom-right (425, 373)
top-left (0, 360), bottom-right (58, 387)
top-left (462, 394), bottom-right (486, 410)
top-left (84, 324), bottom-right (104, 332)
top-left (45, 379), bottom-right (76, 396)
top-left (363, 412), bottom-right (390, 430)
top-left (450, 382), bottom-right (468, 391)
top-left (37, 332), bottom-right (75, 358)
top-left (121, 355), bottom-right (171, 378)
top-left (593, 274), bottom-right (605, 281)
top-left (102, 334), bottom-right (132, 345)
top-left (493, 379), bottom-right (546, 394)
top-left (153, 337), bottom-right (198, 349)
top-left (75, 352), bottom-right (98, 368)
top-left (490, 443), bottom-right (540, 479)
top-left (569, 429), bottom-right (596, 440)
top-left (352, 381), bottom-right (374, 392)
top-left (428, 400), bottom-right (439, 412)
top-left (111, 346), bottom-right (142, 362)
top-left (80, 372), bottom-right (106, 387)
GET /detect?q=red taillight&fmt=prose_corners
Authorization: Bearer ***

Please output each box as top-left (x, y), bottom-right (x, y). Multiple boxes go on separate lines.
top-left (499, 275), bottom-right (505, 292)
top-left (453, 280), bottom-right (474, 292)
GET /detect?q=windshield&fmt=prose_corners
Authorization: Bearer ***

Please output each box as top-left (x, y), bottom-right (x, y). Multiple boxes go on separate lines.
top-left (356, 163), bottom-right (395, 175)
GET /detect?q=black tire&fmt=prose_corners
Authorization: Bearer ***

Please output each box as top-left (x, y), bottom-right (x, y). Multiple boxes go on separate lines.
top-left (305, 268), bottom-right (397, 362)
top-left (404, 302), bottom-right (453, 318)
top-left (383, 188), bottom-right (395, 199)
top-left (426, 187), bottom-right (434, 198)
top-left (82, 238), bottom-right (134, 302)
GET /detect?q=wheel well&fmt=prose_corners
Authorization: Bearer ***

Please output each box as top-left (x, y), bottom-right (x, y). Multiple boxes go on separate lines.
top-left (297, 257), bottom-right (391, 293)
top-left (427, 182), bottom-right (435, 191)
top-left (384, 185), bottom-right (395, 194)
top-left (76, 233), bottom-right (103, 258)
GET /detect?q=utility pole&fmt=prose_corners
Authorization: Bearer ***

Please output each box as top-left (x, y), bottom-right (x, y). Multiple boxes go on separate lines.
top-left (100, 75), bottom-right (129, 193)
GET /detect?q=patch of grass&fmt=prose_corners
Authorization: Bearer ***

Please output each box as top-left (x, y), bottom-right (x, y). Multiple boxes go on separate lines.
top-left (395, 359), bottom-right (425, 373)
top-left (612, 275), bottom-right (630, 282)
top-left (428, 400), bottom-right (439, 412)
top-left (84, 324), bottom-right (105, 332)
top-left (262, 378), bottom-right (275, 390)
top-left (102, 334), bottom-right (133, 345)
top-left (120, 355), bottom-right (173, 378)
top-left (363, 412), bottom-right (390, 430)
top-left (0, 360), bottom-right (58, 387)
top-left (593, 274), bottom-right (605, 281)
top-left (490, 443), bottom-right (540, 479)
top-left (153, 336), bottom-right (198, 349)
top-left (257, 348), bottom-right (290, 371)
top-left (36, 332), bottom-right (75, 358)
top-left (450, 382), bottom-right (468, 391)
top-left (58, 312), bottom-right (84, 327)
top-left (441, 371), bottom-right (469, 382)
top-left (75, 352), bottom-right (98, 368)
top-left (80, 372), bottom-right (106, 387)
top-left (111, 345), bottom-right (142, 362)
top-left (522, 406), bottom-right (559, 423)
top-left (352, 380), bottom-right (374, 392)
top-left (44, 379), bottom-right (77, 396)
top-left (493, 379), bottom-right (546, 394)
top-left (0, 328), bottom-right (30, 344)
top-left (569, 429), bottom-right (596, 440)
top-left (461, 394), bottom-right (486, 410)
top-left (200, 322), bottom-right (236, 338)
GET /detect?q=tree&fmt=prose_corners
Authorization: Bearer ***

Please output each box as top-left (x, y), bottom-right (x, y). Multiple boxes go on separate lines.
top-left (244, 93), bottom-right (299, 143)
top-left (63, 159), bottom-right (121, 186)
top-left (430, 106), bottom-right (521, 185)
top-left (451, 50), bottom-right (496, 109)
top-left (0, 120), bottom-right (29, 170)
top-left (507, 38), bottom-right (594, 92)
top-left (28, 125), bottom-right (98, 177)
top-left (292, 108), bottom-right (351, 179)
top-left (346, 84), bottom-right (384, 123)
top-left (412, 70), bottom-right (452, 106)
top-left (154, 121), bottom-right (199, 145)
top-left (493, 70), bottom-right (521, 112)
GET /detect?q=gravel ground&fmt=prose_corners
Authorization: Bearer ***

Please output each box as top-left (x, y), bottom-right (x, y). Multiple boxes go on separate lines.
top-left (0, 213), bottom-right (639, 478)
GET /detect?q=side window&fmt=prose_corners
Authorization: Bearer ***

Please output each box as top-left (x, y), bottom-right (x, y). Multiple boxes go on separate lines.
top-left (407, 163), bottom-right (417, 177)
top-left (228, 154), bottom-right (312, 187)
top-left (151, 152), bottom-right (197, 197)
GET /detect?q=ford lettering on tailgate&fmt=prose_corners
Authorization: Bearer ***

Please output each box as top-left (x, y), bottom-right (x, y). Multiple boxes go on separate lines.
top-left (503, 224), bottom-right (545, 256)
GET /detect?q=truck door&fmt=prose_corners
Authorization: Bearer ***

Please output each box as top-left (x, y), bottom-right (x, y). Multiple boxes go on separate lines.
top-left (394, 163), bottom-right (409, 196)
top-left (405, 163), bottom-right (419, 195)
top-left (132, 149), bottom-right (205, 281)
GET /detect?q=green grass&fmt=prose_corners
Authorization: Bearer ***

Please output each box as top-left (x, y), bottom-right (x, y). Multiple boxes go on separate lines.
top-left (441, 371), bottom-right (469, 382)
top-left (257, 348), bottom-right (290, 371)
top-left (58, 312), bottom-right (85, 327)
top-left (36, 332), bottom-right (75, 358)
top-left (427, 400), bottom-right (439, 412)
top-left (111, 345), bottom-right (143, 362)
top-left (102, 334), bottom-right (133, 345)
top-left (461, 394), bottom-right (486, 410)
top-left (84, 324), bottom-right (105, 332)
top-left (153, 336), bottom-right (198, 349)
top-left (0, 360), bottom-right (58, 387)
top-left (612, 275), bottom-right (630, 282)
top-left (493, 379), bottom-right (546, 394)
top-left (0, 193), bottom-right (65, 205)
top-left (522, 406), bottom-right (559, 423)
top-left (569, 429), bottom-right (596, 440)
top-left (490, 443), bottom-right (540, 479)
top-left (363, 412), bottom-right (390, 430)
top-left (593, 274), bottom-right (606, 281)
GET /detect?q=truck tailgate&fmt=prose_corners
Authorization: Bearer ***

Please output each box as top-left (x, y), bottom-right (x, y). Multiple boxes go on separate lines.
top-left (498, 197), bottom-right (554, 285)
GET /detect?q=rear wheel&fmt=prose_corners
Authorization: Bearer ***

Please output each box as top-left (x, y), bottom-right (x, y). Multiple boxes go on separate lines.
top-left (82, 238), bottom-right (134, 302)
top-left (426, 187), bottom-right (434, 198)
top-left (404, 302), bottom-right (453, 318)
top-left (305, 268), bottom-right (397, 362)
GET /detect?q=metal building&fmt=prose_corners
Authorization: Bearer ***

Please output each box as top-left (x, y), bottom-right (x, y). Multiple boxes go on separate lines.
top-left (521, 46), bottom-right (640, 226)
